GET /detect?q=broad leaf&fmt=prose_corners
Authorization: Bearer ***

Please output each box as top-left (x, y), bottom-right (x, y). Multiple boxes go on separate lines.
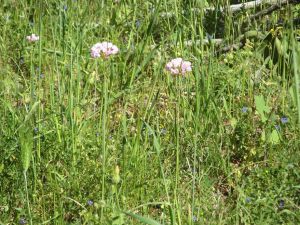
top-left (255, 95), bottom-right (270, 123)
top-left (269, 129), bottom-right (280, 145)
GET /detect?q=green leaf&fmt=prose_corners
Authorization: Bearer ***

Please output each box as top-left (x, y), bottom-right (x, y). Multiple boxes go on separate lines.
top-left (255, 95), bottom-right (270, 123)
top-left (112, 212), bottom-right (125, 225)
top-left (144, 122), bottom-right (160, 154)
top-left (261, 129), bottom-right (266, 142)
top-left (0, 163), bottom-right (4, 174)
top-left (230, 117), bottom-right (237, 129)
top-left (123, 211), bottom-right (162, 225)
top-left (19, 127), bottom-right (33, 172)
top-left (289, 85), bottom-right (297, 107)
top-left (15, 101), bottom-right (40, 133)
top-left (274, 37), bottom-right (283, 57)
top-left (269, 129), bottom-right (280, 145)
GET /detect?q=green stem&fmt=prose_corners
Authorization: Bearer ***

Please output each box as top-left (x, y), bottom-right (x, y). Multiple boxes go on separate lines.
top-left (24, 171), bottom-right (33, 225)
top-left (100, 65), bottom-right (108, 221)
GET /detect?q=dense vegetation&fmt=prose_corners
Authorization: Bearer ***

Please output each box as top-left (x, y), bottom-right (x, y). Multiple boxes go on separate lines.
top-left (0, 0), bottom-right (299, 224)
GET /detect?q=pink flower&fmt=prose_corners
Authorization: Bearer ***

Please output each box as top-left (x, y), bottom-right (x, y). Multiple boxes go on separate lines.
top-left (90, 42), bottom-right (119, 59)
top-left (26, 34), bottom-right (39, 42)
top-left (181, 61), bottom-right (192, 73)
top-left (165, 58), bottom-right (192, 75)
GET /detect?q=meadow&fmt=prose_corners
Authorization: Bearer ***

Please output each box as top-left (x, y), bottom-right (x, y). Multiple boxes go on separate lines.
top-left (0, 0), bottom-right (299, 224)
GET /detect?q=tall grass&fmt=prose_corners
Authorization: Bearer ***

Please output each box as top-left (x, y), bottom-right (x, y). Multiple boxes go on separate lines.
top-left (0, 0), bottom-right (299, 224)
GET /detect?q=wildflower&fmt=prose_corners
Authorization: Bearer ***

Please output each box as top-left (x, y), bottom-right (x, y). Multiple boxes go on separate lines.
top-left (5, 14), bottom-right (10, 22)
top-left (241, 107), bottom-right (248, 113)
top-left (63, 5), bottom-right (68, 11)
top-left (87, 200), bottom-right (94, 206)
top-left (34, 127), bottom-right (39, 133)
top-left (192, 215), bottom-right (198, 222)
top-left (161, 128), bottom-right (167, 135)
top-left (148, 130), bottom-right (154, 136)
top-left (165, 58), bottom-right (192, 75)
top-left (280, 117), bottom-right (288, 124)
top-left (206, 33), bottom-right (213, 41)
top-left (277, 18), bottom-right (284, 25)
top-left (19, 218), bottom-right (27, 225)
top-left (19, 57), bottom-right (24, 65)
top-left (278, 199), bottom-right (284, 209)
top-left (245, 197), bottom-right (251, 203)
top-left (275, 125), bottom-right (280, 131)
top-left (90, 42), bottom-right (119, 59)
top-left (26, 34), bottom-right (39, 42)
top-left (135, 20), bottom-right (141, 28)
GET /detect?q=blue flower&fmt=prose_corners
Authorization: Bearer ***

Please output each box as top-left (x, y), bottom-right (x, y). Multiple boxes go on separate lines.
top-left (87, 200), bottom-right (94, 206)
top-left (19, 57), bottom-right (24, 65)
top-left (135, 20), bottom-right (141, 28)
top-left (63, 5), bottom-right (68, 11)
top-left (278, 199), bottom-right (284, 209)
top-left (245, 197), bottom-right (251, 203)
top-left (19, 218), bottom-right (27, 225)
top-left (280, 117), bottom-right (288, 124)
top-left (241, 107), bottom-right (248, 113)
top-left (34, 127), bottom-right (39, 133)
top-left (206, 33), bottom-right (213, 41)
top-left (161, 128), bottom-right (167, 135)
top-left (5, 14), bottom-right (10, 22)
top-left (277, 18), bottom-right (284, 24)
top-left (275, 125), bottom-right (281, 131)
top-left (192, 215), bottom-right (197, 222)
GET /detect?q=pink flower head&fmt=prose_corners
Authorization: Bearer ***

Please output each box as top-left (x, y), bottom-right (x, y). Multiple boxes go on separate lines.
top-left (165, 58), bottom-right (192, 75)
top-left (26, 34), bottom-right (39, 42)
top-left (90, 42), bottom-right (119, 59)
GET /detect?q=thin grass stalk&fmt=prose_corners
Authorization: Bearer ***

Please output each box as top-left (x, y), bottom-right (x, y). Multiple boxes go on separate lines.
top-left (19, 124), bottom-right (33, 224)
top-left (24, 171), bottom-right (33, 225)
top-left (69, 46), bottom-right (77, 168)
top-left (100, 63), bottom-right (108, 222)
top-left (36, 0), bottom-right (43, 163)
top-left (174, 77), bottom-right (182, 225)
top-left (292, 38), bottom-right (300, 125)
